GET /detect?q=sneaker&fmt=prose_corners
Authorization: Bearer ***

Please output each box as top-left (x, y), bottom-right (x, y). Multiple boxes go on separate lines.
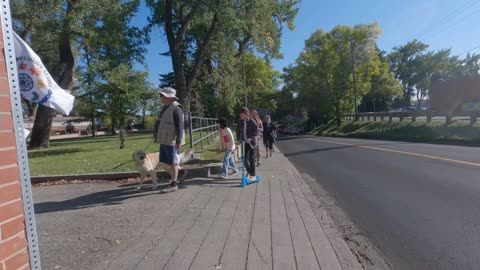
top-left (256, 162), bottom-right (260, 167)
top-left (230, 170), bottom-right (239, 176)
top-left (218, 174), bottom-right (228, 179)
top-left (249, 176), bottom-right (257, 181)
top-left (162, 182), bottom-right (178, 192)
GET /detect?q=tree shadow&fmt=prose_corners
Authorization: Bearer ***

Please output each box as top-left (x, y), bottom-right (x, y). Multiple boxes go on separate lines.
top-left (34, 177), bottom-right (242, 214)
top-left (34, 183), bottom-right (172, 214)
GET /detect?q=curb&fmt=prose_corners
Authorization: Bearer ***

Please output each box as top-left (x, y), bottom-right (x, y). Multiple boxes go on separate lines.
top-left (277, 153), bottom-right (363, 270)
top-left (31, 163), bottom-right (223, 184)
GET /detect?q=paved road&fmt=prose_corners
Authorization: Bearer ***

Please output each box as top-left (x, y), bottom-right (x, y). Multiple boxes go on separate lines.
top-left (277, 135), bottom-right (480, 270)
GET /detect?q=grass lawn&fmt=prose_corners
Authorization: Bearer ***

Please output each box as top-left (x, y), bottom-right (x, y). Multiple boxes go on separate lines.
top-left (28, 130), bottom-right (223, 176)
top-left (317, 120), bottom-right (480, 144)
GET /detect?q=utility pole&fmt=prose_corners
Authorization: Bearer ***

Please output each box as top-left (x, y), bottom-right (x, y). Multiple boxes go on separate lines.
top-left (242, 52), bottom-right (247, 107)
top-left (350, 41), bottom-right (358, 121)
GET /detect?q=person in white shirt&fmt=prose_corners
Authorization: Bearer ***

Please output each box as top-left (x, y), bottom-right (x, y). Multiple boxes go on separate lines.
top-left (217, 117), bottom-right (239, 179)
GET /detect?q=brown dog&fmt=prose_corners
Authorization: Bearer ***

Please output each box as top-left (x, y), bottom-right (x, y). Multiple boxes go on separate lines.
top-left (132, 148), bottom-right (194, 190)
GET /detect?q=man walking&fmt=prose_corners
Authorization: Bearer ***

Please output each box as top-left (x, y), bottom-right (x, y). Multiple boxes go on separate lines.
top-left (154, 87), bottom-right (185, 192)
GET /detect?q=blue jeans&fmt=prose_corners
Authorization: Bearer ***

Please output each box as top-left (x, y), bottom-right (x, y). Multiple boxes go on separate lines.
top-left (221, 150), bottom-right (238, 176)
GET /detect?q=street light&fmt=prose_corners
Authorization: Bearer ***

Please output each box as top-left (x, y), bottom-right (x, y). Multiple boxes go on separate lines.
top-left (350, 40), bottom-right (358, 121)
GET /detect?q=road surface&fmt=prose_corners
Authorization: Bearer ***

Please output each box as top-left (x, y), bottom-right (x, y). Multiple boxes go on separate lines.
top-left (277, 135), bottom-right (480, 270)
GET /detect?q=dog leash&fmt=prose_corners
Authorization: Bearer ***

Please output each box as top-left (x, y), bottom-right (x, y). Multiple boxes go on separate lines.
top-left (111, 138), bottom-right (156, 170)
top-left (144, 138), bottom-right (155, 151)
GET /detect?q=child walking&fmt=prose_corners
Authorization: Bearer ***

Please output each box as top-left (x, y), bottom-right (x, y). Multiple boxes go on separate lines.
top-left (217, 117), bottom-right (239, 179)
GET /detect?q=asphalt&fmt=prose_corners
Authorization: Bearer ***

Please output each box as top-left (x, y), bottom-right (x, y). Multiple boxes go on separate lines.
top-left (276, 135), bottom-right (480, 270)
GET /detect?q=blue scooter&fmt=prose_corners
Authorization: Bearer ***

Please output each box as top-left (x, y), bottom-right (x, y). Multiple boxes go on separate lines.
top-left (241, 141), bottom-right (260, 187)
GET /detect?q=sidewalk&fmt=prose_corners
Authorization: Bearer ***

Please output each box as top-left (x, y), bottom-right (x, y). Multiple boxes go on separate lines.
top-left (33, 147), bottom-right (362, 270)
top-left (98, 148), bottom-right (362, 270)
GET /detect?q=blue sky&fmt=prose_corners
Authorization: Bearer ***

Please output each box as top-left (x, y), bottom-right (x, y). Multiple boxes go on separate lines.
top-left (134, 0), bottom-right (480, 85)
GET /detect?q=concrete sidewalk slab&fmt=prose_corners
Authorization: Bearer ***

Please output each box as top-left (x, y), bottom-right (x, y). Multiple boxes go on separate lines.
top-left (33, 147), bottom-right (361, 270)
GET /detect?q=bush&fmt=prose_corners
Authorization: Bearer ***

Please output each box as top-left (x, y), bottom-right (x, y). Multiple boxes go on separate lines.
top-left (143, 115), bottom-right (157, 129)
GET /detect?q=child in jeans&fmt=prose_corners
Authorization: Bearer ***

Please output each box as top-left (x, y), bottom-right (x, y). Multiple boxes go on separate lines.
top-left (217, 117), bottom-right (239, 179)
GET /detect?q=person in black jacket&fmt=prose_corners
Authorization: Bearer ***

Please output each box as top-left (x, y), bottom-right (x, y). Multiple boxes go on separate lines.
top-left (263, 115), bottom-right (277, 158)
top-left (236, 107), bottom-right (259, 180)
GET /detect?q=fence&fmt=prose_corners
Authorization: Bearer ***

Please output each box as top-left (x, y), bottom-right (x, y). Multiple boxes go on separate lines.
top-left (344, 111), bottom-right (480, 125)
top-left (187, 112), bottom-right (218, 150)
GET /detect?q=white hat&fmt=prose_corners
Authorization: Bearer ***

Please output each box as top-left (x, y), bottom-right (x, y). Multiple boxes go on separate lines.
top-left (159, 87), bottom-right (178, 100)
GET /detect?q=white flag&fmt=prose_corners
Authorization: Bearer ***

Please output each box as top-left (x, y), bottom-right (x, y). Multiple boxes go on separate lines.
top-left (13, 32), bottom-right (74, 115)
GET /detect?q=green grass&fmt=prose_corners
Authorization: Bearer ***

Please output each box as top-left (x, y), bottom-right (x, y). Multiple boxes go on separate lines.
top-left (28, 130), bottom-right (223, 176)
top-left (317, 120), bottom-right (480, 145)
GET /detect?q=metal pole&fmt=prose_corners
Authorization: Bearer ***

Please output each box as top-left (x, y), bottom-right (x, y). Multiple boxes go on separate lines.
top-left (188, 112), bottom-right (193, 149)
top-left (200, 119), bottom-right (204, 150)
top-left (350, 41), bottom-right (358, 121)
top-left (242, 53), bottom-right (247, 107)
top-left (207, 120), bottom-right (211, 145)
top-left (1, 1), bottom-right (41, 268)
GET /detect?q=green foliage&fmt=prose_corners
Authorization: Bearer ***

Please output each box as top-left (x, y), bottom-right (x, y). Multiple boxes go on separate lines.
top-left (143, 115), bottom-right (157, 129)
top-left (317, 120), bottom-right (480, 144)
top-left (283, 23), bottom-right (383, 124)
top-left (146, 0), bottom-right (300, 111)
top-left (359, 50), bottom-right (403, 112)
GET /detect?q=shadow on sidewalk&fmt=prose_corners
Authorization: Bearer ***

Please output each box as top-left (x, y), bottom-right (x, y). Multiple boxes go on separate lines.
top-left (34, 185), bottom-right (167, 214)
top-left (34, 177), bottom-right (241, 214)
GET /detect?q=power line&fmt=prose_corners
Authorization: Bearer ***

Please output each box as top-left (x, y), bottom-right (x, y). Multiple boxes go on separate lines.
top-left (411, 0), bottom-right (480, 40)
top-left (421, 8), bottom-right (480, 41)
top-left (458, 44), bottom-right (480, 56)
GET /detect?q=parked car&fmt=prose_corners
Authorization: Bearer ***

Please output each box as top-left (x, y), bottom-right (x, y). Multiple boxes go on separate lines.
top-left (64, 121), bottom-right (76, 134)
top-left (277, 124), bottom-right (287, 134)
top-left (285, 126), bottom-right (302, 135)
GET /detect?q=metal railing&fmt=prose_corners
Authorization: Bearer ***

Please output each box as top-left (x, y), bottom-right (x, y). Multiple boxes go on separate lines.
top-left (187, 112), bottom-right (218, 150)
top-left (344, 111), bottom-right (480, 125)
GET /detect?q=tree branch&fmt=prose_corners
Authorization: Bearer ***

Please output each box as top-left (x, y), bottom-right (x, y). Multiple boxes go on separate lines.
top-left (164, 0), bottom-right (177, 52)
top-left (235, 34), bottom-right (252, 58)
top-left (175, 9), bottom-right (195, 45)
top-left (186, 11), bottom-right (219, 90)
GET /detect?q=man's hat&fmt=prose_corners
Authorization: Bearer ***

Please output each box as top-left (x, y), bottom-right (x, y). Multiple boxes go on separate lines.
top-left (159, 87), bottom-right (178, 100)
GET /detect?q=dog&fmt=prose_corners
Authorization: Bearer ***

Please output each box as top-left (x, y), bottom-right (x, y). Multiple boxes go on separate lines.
top-left (132, 148), bottom-right (194, 190)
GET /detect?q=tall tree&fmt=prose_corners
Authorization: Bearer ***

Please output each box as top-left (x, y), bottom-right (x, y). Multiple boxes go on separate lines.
top-left (146, 0), bottom-right (299, 112)
top-left (388, 40), bottom-right (428, 107)
top-left (285, 23), bottom-right (382, 125)
top-left (12, 0), bottom-right (145, 147)
top-left (359, 50), bottom-right (403, 112)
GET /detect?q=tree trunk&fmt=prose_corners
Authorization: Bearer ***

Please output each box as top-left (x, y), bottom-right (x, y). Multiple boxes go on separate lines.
top-left (91, 115), bottom-right (96, 137)
top-left (111, 115), bottom-right (117, 136)
top-left (164, 0), bottom-right (218, 114)
top-left (29, 105), bottom-right (57, 147)
top-left (29, 5), bottom-right (75, 148)
top-left (335, 103), bottom-right (342, 127)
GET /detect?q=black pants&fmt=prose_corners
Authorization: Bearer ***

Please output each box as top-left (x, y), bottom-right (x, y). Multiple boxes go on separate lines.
top-left (264, 137), bottom-right (275, 150)
top-left (244, 143), bottom-right (256, 176)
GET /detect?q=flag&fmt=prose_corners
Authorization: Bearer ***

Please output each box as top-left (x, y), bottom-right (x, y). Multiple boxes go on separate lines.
top-left (13, 32), bottom-right (74, 115)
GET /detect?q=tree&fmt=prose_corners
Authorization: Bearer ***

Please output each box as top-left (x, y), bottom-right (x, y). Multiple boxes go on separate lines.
top-left (461, 53), bottom-right (480, 76)
top-left (285, 23), bottom-right (382, 126)
top-left (359, 50), bottom-right (402, 112)
top-left (242, 54), bottom-right (280, 110)
top-left (146, 0), bottom-right (299, 113)
top-left (388, 40), bottom-right (429, 107)
top-left (75, 0), bottom-right (147, 136)
top-left (12, 0), bottom-right (146, 147)
top-left (102, 64), bottom-right (150, 135)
